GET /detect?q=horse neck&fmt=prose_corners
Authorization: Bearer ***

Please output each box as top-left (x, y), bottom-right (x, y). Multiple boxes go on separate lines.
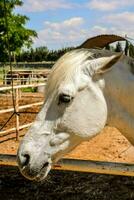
top-left (103, 59), bottom-right (134, 144)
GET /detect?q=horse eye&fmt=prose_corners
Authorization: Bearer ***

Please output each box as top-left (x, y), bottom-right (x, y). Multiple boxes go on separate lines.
top-left (58, 94), bottom-right (73, 105)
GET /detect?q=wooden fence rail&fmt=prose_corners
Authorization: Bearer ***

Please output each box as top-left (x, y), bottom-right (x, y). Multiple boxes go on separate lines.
top-left (1, 154), bottom-right (134, 177)
top-left (0, 82), bottom-right (46, 91)
top-left (1, 69), bottom-right (50, 85)
top-left (0, 83), bottom-right (46, 139)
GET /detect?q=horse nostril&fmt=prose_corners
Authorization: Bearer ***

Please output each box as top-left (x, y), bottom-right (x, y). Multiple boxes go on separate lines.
top-left (20, 154), bottom-right (30, 168)
top-left (24, 154), bottom-right (30, 166)
top-left (43, 162), bottom-right (49, 169)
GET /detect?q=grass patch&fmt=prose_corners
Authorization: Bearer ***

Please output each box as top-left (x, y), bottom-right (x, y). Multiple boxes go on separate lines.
top-left (21, 87), bottom-right (37, 93)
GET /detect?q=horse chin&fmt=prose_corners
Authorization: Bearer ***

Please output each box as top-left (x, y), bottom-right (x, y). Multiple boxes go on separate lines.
top-left (35, 163), bottom-right (52, 182)
top-left (20, 163), bottom-right (52, 182)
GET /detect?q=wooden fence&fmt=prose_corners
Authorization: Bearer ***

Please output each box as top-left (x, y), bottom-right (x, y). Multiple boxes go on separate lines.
top-left (0, 83), bottom-right (46, 140)
top-left (1, 154), bottom-right (134, 177)
top-left (0, 61), bottom-right (54, 68)
top-left (2, 69), bottom-right (51, 85)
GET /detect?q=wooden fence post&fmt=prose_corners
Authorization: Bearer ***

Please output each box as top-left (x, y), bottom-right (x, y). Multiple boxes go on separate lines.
top-left (15, 88), bottom-right (19, 140)
top-left (2, 65), bottom-right (6, 85)
top-left (19, 88), bottom-right (22, 99)
top-left (29, 74), bottom-right (31, 84)
top-left (31, 71), bottom-right (34, 84)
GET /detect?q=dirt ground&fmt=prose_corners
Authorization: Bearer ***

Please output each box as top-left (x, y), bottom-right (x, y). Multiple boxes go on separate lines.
top-left (1, 166), bottom-right (134, 200)
top-left (1, 93), bottom-right (134, 200)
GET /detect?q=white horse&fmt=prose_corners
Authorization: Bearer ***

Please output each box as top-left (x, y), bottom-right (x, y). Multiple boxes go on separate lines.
top-left (17, 35), bottom-right (134, 181)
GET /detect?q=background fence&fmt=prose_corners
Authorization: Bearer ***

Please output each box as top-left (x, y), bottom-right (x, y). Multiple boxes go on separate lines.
top-left (1, 69), bottom-right (50, 85)
top-left (0, 82), bottom-right (46, 140)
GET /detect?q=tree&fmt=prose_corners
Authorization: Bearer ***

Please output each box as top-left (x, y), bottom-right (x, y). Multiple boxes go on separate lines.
top-left (0, 0), bottom-right (37, 62)
top-left (124, 40), bottom-right (129, 56)
top-left (16, 46), bottom-right (74, 62)
top-left (105, 44), bottom-right (110, 50)
top-left (115, 42), bottom-right (123, 52)
top-left (129, 44), bottom-right (134, 58)
top-left (35, 46), bottom-right (49, 61)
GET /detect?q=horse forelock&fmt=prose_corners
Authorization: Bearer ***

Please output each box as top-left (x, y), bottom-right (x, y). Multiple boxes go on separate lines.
top-left (45, 49), bottom-right (92, 99)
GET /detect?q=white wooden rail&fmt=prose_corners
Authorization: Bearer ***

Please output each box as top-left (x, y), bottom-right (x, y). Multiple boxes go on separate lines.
top-left (2, 69), bottom-right (50, 85)
top-left (0, 83), bottom-right (46, 139)
top-left (0, 82), bottom-right (46, 91)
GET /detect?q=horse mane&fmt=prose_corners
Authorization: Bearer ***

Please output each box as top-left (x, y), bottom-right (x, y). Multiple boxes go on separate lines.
top-left (45, 34), bottom-right (134, 99)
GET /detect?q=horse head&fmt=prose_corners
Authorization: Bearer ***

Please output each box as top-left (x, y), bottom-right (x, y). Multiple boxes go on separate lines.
top-left (17, 47), bottom-right (122, 181)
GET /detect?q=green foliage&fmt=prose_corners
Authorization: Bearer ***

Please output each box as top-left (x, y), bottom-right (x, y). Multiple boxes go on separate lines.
top-left (129, 44), bottom-right (134, 58)
top-left (21, 87), bottom-right (37, 92)
top-left (115, 42), bottom-right (123, 52)
top-left (16, 46), bottom-right (74, 62)
top-left (34, 46), bottom-right (49, 62)
top-left (47, 47), bottom-right (74, 61)
top-left (0, 0), bottom-right (37, 62)
top-left (105, 44), bottom-right (110, 50)
top-left (124, 40), bottom-right (129, 56)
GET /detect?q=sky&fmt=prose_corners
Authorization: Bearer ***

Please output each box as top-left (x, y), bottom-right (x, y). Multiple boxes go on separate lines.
top-left (16, 0), bottom-right (134, 50)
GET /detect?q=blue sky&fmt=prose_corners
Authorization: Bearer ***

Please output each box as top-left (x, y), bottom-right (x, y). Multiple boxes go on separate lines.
top-left (16, 0), bottom-right (134, 50)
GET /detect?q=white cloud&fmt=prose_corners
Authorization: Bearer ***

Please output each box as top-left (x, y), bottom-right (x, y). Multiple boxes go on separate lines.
top-left (84, 25), bottom-right (134, 48)
top-left (34, 19), bottom-right (134, 49)
top-left (44, 17), bottom-right (84, 31)
top-left (105, 12), bottom-right (134, 25)
top-left (88, 12), bottom-right (134, 44)
top-left (33, 13), bottom-right (134, 49)
top-left (34, 17), bottom-right (87, 49)
top-left (91, 26), bottom-right (108, 34)
top-left (22, 0), bottom-right (74, 12)
top-left (87, 0), bottom-right (118, 11)
top-left (87, 0), bottom-right (134, 11)
top-left (84, 11), bottom-right (132, 43)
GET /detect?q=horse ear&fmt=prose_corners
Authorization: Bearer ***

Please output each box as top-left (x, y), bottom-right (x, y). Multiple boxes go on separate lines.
top-left (93, 52), bottom-right (123, 74)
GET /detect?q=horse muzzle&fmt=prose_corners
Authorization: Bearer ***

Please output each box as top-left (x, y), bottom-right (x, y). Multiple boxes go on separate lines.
top-left (17, 147), bottom-right (52, 181)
